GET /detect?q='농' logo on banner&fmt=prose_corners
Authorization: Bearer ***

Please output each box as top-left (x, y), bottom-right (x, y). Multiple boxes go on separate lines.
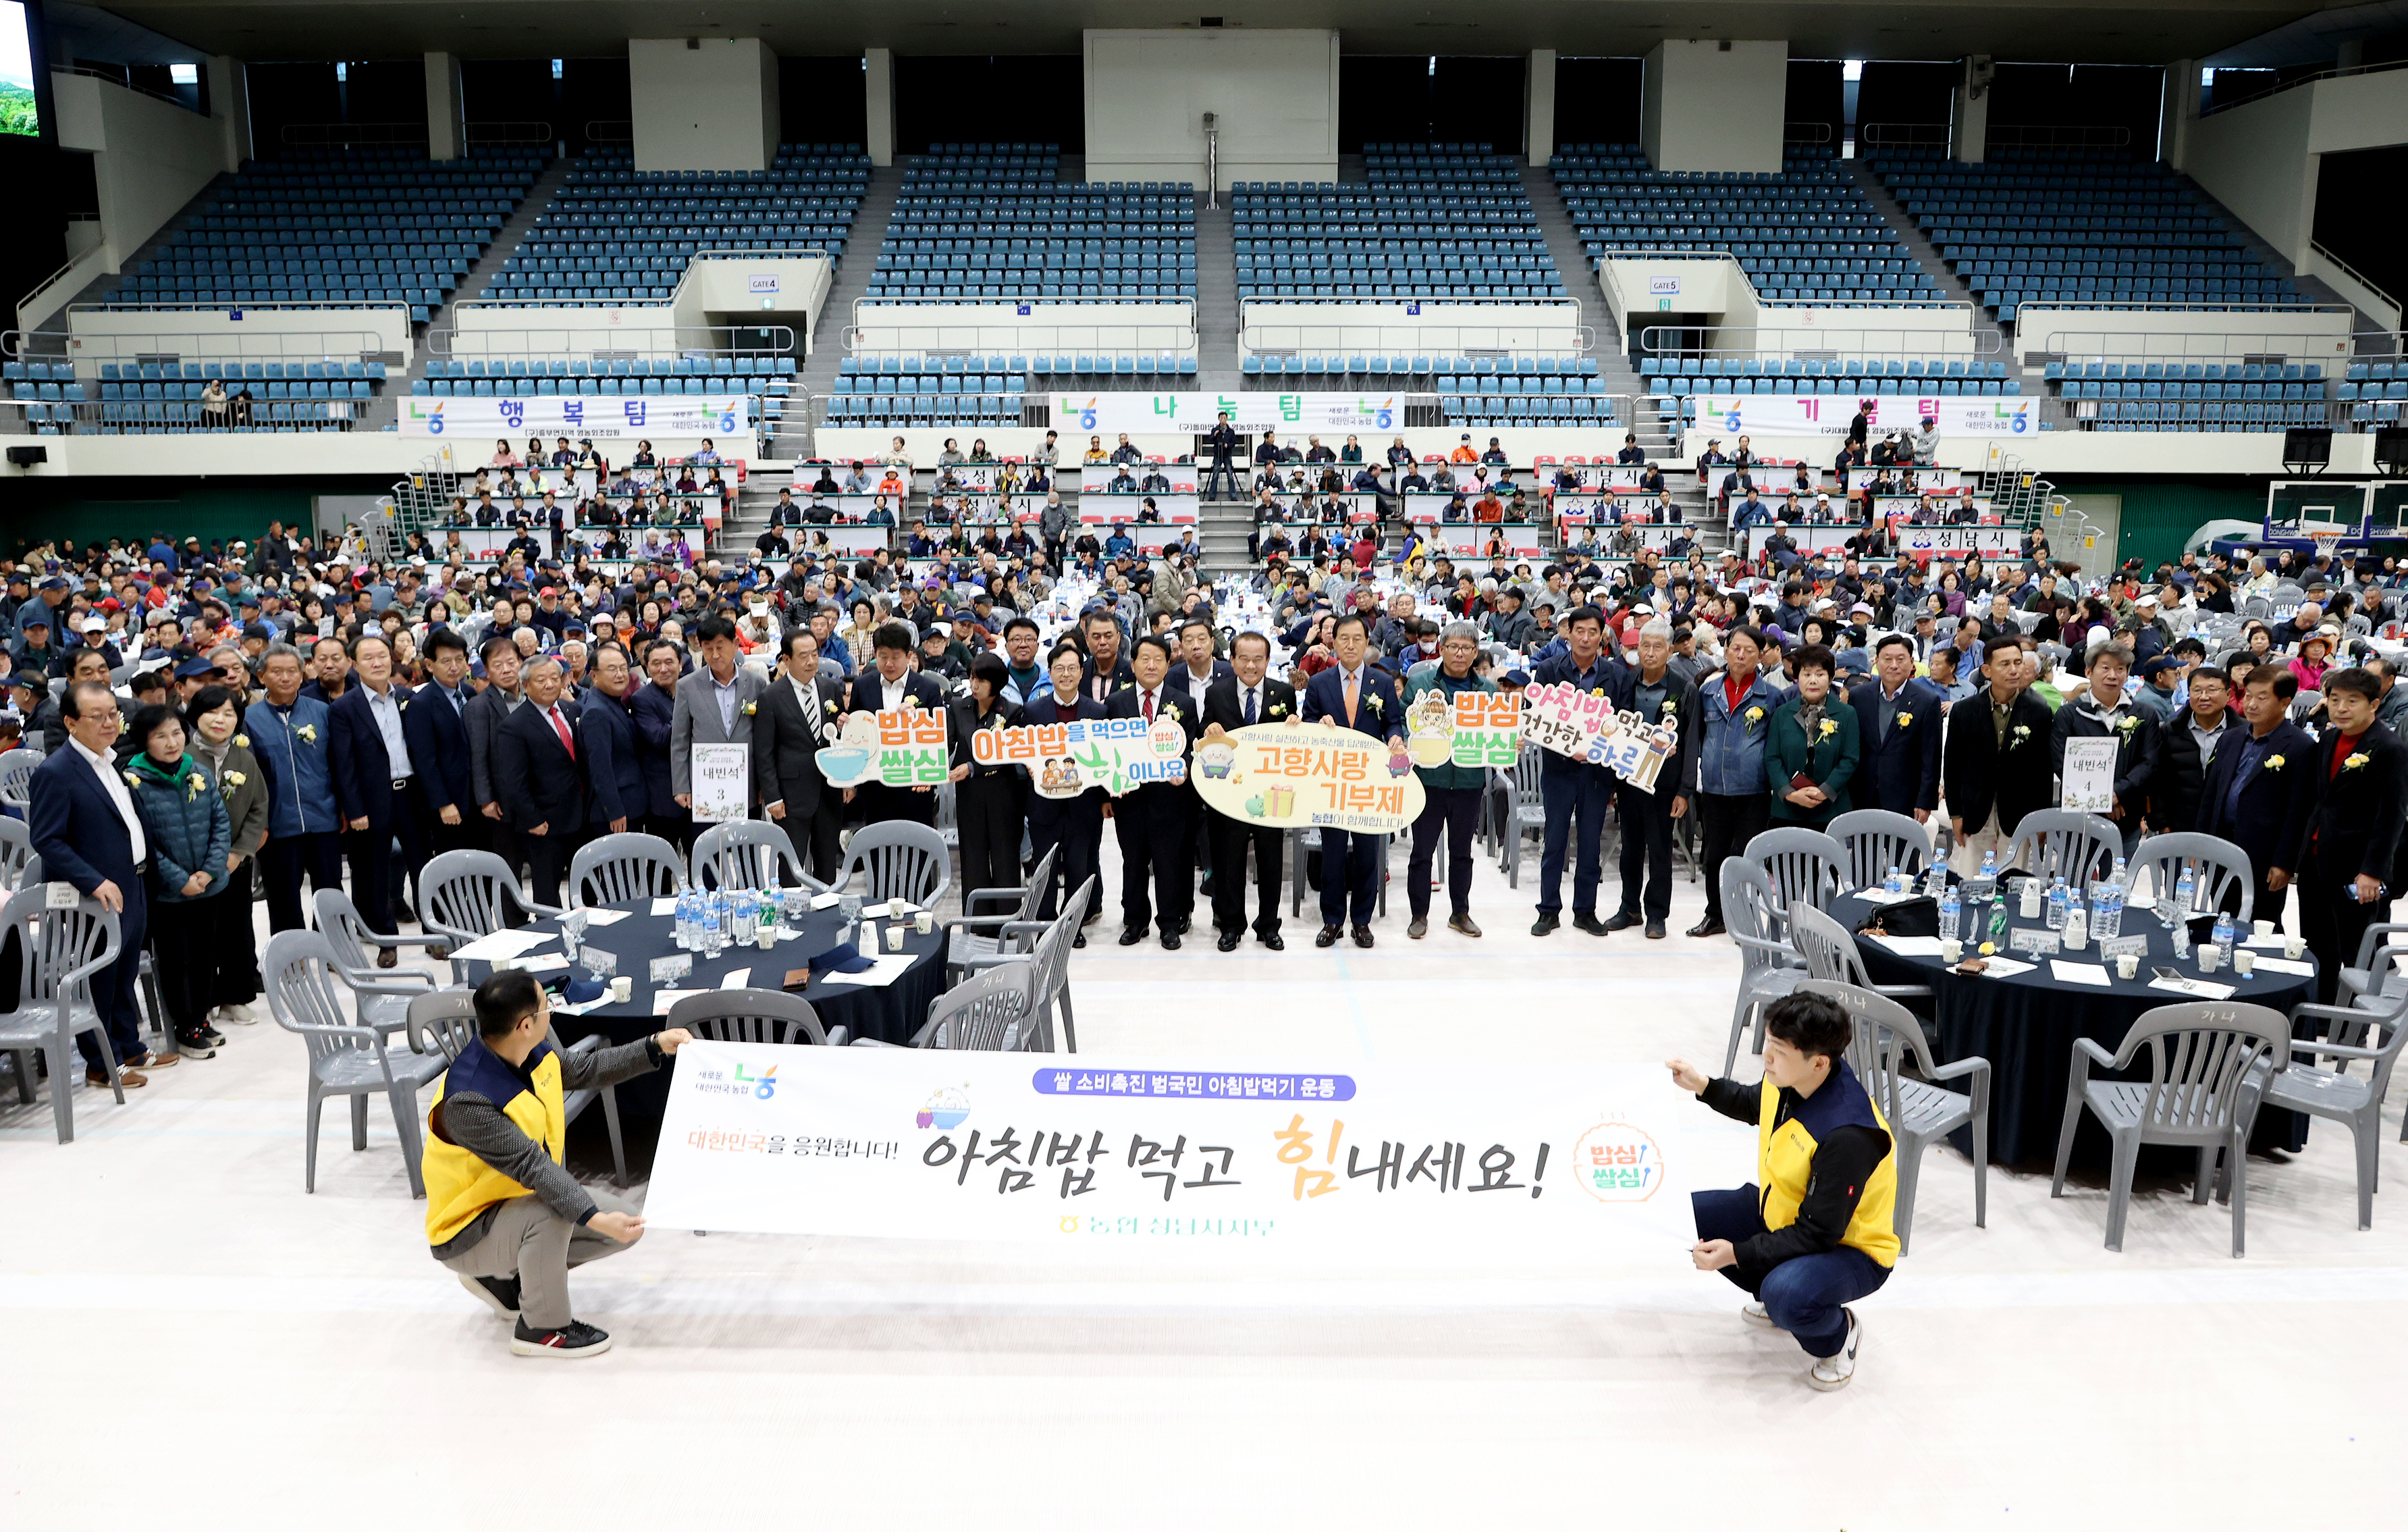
top-left (737, 1063), bottom-right (778, 1100)
top-left (1574, 1121), bottom-right (1663, 1201)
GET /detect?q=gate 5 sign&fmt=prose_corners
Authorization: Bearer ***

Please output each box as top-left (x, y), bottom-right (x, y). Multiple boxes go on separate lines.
top-left (643, 1043), bottom-right (1754, 1260)
top-left (1189, 722), bottom-right (1426, 833)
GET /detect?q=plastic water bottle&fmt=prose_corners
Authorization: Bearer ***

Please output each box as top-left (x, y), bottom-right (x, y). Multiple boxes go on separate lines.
top-left (2212, 912), bottom-right (2237, 968)
top-left (674, 891), bottom-right (693, 951)
top-left (2171, 863), bottom-right (2196, 926)
top-left (1923, 860), bottom-right (1948, 901)
top-left (1938, 885), bottom-right (1962, 942)
top-left (705, 891), bottom-right (728, 957)
top-left (2045, 876), bottom-right (2069, 931)
top-left (1970, 851), bottom-right (1998, 904)
top-left (2097, 881), bottom-right (2123, 943)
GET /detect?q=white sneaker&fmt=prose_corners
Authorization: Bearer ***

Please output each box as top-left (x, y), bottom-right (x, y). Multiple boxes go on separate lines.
top-left (1740, 1300), bottom-right (1774, 1328)
top-left (1805, 1309), bottom-right (1863, 1392)
top-left (219, 1003), bottom-right (259, 1026)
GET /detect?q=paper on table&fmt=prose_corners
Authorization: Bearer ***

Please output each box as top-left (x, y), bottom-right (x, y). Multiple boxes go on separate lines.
top-left (719, 968), bottom-right (751, 990)
top-left (1855, 888), bottom-right (1919, 907)
top-left (583, 909), bottom-right (631, 927)
top-left (651, 989), bottom-right (705, 1011)
top-left (814, 953), bottom-right (917, 988)
top-left (2050, 959), bottom-right (2114, 987)
top-left (2249, 955), bottom-right (2316, 977)
top-left (650, 897), bottom-right (680, 918)
top-left (553, 995), bottom-right (613, 1017)
top-left (1975, 956), bottom-right (2037, 980)
top-left (2149, 976), bottom-right (2237, 1001)
top-left (809, 891), bottom-right (842, 910)
top-left (451, 928), bottom-right (553, 962)
top-left (2243, 934), bottom-right (2289, 950)
top-left (1871, 933), bottom-right (1946, 956)
top-left (516, 955), bottom-right (570, 978)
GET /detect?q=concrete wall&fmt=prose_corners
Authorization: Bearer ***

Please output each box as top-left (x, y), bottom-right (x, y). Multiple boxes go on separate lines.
top-left (1082, 29), bottom-right (1339, 188)
top-left (52, 70), bottom-right (228, 272)
top-left (849, 301), bottom-right (1199, 360)
top-left (2015, 305), bottom-right (2353, 366)
top-left (67, 305), bottom-right (414, 359)
top-left (1665, 428), bottom-right (2382, 477)
top-left (628, 38), bottom-right (780, 174)
top-left (2187, 70), bottom-right (2408, 271)
top-left (1238, 300), bottom-right (1585, 358)
top-left (1640, 41), bottom-right (1787, 174)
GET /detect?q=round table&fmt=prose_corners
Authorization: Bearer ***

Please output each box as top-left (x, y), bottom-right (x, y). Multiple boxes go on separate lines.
top-left (1836, 891), bottom-right (2316, 1169)
top-left (459, 900), bottom-right (949, 1051)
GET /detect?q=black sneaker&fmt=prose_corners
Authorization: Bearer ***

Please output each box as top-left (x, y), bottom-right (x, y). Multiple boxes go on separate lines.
top-left (1530, 912), bottom-right (1559, 936)
top-left (458, 1272), bottom-right (522, 1319)
top-left (199, 1026), bottom-right (230, 1047)
top-left (1572, 912), bottom-right (1609, 936)
top-left (176, 1032), bottom-right (217, 1061)
top-left (510, 1317), bottom-right (613, 1358)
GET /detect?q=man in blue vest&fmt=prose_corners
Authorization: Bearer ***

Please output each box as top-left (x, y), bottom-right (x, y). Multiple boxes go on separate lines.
top-left (1683, 625), bottom-right (1789, 936)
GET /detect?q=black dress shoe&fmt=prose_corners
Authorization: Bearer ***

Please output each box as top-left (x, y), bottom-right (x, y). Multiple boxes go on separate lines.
top-left (1572, 912), bottom-right (1609, 936)
top-left (1602, 909), bottom-right (1642, 932)
top-left (1315, 924), bottom-right (1341, 948)
top-left (1118, 927), bottom-right (1146, 947)
top-left (1530, 912), bottom-right (1559, 936)
top-left (1073, 932), bottom-right (1087, 949)
top-left (1645, 920), bottom-right (1667, 940)
top-left (1686, 916), bottom-right (1726, 939)
top-left (1173, 915), bottom-right (1192, 936)
top-left (1260, 931), bottom-right (1285, 951)
top-left (1351, 924), bottom-right (1374, 949)
top-left (1161, 932), bottom-right (1182, 951)
top-left (1216, 931), bottom-right (1240, 951)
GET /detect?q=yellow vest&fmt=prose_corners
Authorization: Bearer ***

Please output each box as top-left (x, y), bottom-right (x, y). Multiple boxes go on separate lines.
top-left (1755, 1064), bottom-right (1900, 1269)
top-left (423, 1038), bottom-right (566, 1247)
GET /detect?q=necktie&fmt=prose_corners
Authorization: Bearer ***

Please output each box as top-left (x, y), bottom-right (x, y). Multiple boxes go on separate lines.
top-left (1143, 691), bottom-right (1156, 724)
top-left (1343, 672), bottom-right (1359, 727)
top-left (551, 707), bottom-right (575, 758)
top-left (1245, 687), bottom-right (1258, 725)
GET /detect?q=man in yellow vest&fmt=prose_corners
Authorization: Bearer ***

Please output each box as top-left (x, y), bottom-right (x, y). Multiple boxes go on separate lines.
top-left (423, 969), bottom-right (693, 1358)
top-left (1667, 991), bottom-right (1898, 1390)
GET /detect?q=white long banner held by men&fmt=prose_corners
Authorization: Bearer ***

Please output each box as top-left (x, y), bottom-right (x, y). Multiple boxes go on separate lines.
top-left (399, 394), bottom-right (751, 440)
top-left (645, 1043), bottom-right (1751, 1257)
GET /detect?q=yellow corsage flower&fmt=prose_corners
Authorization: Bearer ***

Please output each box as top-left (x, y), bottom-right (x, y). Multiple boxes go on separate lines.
top-left (741, 700), bottom-right (758, 716)
top-left (824, 699), bottom-right (838, 714)
top-left (2114, 715), bottom-right (2139, 735)
top-left (186, 771), bottom-right (208, 801)
top-left (296, 723), bottom-right (319, 744)
top-left (1895, 712), bottom-right (1912, 729)
top-left (122, 770), bottom-right (140, 788)
top-left (1817, 718), bottom-right (1838, 740)
top-left (233, 733), bottom-right (250, 749)
top-left (2262, 754), bottom-right (2286, 771)
top-left (1365, 695), bottom-right (1383, 714)
top-left (2345, 752), bottom-right (2370, 772)
top-left (1745, 706), bottom-right (1765, 722)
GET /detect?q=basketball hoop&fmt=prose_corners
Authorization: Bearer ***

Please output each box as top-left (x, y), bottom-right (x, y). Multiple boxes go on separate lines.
top-left (2313, 533), bottom-right (2341, 560)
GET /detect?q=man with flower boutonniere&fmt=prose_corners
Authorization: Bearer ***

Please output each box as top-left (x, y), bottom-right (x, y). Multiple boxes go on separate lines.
top-left (2197, 666), bottom-right (2317, 935)
top-left (1943, 638), bottom-right (2054, 876)
top-left (1684, 624), bottom-right (1792, 937)
top-left (1107, 635), bottom-right (1203, 949)
top-left (1202, 631), bottom-right (1297, 950)
top-left (1300, 612), bottom-right (1404, 949)
top-left (2296, 666), bottom-right (2408, 1003)
top-left (2051, 641), bottom-right (2161, 857)
top-left (752, 627), bottom-right (851, 884)
top-left (842, 620), bottom-right (947, 829)
top-left (244, 642), bottom-right (343, 935)
top-left (1844, 634), bottom-right (1944, 825)
top-left (326, 632), bottom-right (429, 951)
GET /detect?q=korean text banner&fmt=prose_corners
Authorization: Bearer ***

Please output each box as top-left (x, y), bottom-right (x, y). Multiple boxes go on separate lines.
top-left (1048, 392), bottom-right (1406, 435)
top-left (967, 714), bottom-right (1191, 797)
top-left (1190, 721), bottom-right (1426, 832)
top-left (400, 395), bottom-right (751, 440)
top-left (644, 1043), bottom-right (1754, 1257)
top-left (1695, 394), bottom-right (2033, 440)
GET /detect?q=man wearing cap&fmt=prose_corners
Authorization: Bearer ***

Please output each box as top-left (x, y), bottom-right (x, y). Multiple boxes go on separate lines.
top-left (9, 608), bottom-right (57, 683)
top-left (15, 574), bottom-right (72, 646)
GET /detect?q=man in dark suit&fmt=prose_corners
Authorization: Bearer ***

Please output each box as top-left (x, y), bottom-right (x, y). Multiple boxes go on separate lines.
top-left (2050, 641), bottom-right (2161, 857)
top-left (1604, 618), bottom-right (1697, 939)
top-left (1077, 608), bottom-right (1136, 705)
top-left (579, 641), bottom-right (651, 851)
top-left (755, 628), bottom-right (850, 884)
top-left (1944, 638), bottom-right (2055, 874)
top-left (1171, 614), bottom-right (1237, 895)
top-left (1844, 634), bottom-right (1944, 824)
top-left (28, 680), bottom-right (171, 1086)
top-left (1023, 641), bottom-right (1108, 940)
top-left (463, 635), bottom-right (526, 879)
top-left (1202, 630), bottom-right (1294, 950)
top-left (1106, 635), bottom-right (1202, 947)
top-left (495, 655), bottom-right (589, 909)
top-left (326, 632), bottom-right (428, 945)
top-left (2197, 667), bottom-right (2316, 933)
top-left (631, 637), bottom-right (686, 849)
top-left (2151, 664), bottom-right (2241, 837)
top-left (1529, 604), bottom-right (1620, 937)
top-left (1302, 612), bottom-right (1405, 947)
top-left (404, 627), bottom-right (483, 862)
top-left (2296, 667), bottom-right (2408, 1003)
top-left (844, 620), bottom-right (948, 828)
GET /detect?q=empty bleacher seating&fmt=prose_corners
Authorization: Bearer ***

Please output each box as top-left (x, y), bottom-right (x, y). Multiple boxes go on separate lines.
top-left (1873, 147), bottom-right (2303, 322)
top-left (2041, 357), bottom-right (2332, 432)
top-left (1638, 355), bottom-right (2012, 396)
top-left (104, 147), bottom-right (542, 323)
top-left (5, 356), bottom-right (388, 435)
top-left (822, 355), bottom-right (1029, 427)
top-left (864, 144), bottom-right (1196, 303)
top-left (1233, 143), bottom-right (1567, 304)
top-left (1554, 143), bottom-right (1947, 307)
top-left (483, 144), bottom-right (866, 306)
top-left (2339, 361), bottom-right (2408, 428)
top-left (410, 353), bottom-right (792, 400)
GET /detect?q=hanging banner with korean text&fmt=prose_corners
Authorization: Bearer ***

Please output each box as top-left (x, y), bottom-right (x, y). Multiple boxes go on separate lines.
top-left (643, 1043), bottom-right (1755, 1258)
top-left (817, 707), bottom-right (952, 790)
top-left (1518, 681), bottom-right (1679, 791)
top-left (1694, 394), bottom-right (2033, 440)
top-left (1046, 392), bottom-right (1407, 435)
top-left (1405, 689), bottom-right (1523, 770)
top-left (399, 394), bottom-right (752, 440)
top-left (966, 713), bottom-right (1191, 798)
top-left (1189, 721), bottom-right (1426, 832)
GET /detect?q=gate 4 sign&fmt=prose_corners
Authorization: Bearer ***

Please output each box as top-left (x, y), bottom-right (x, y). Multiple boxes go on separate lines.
top-left (1190, 721), bottom-right (1426, 832)
top-left (1519, 681), bottom-right (1679, 792)
top-left (816, 707), bottom-right (950, 789)
top-left (967, 714), bottom-right (1189, 798)
top-left (642, 1042), bottom-right (1755, 1263)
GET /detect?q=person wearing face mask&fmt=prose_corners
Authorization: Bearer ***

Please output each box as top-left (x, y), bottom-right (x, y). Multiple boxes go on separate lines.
top-left (184, 685), bottom-right (267, 1026)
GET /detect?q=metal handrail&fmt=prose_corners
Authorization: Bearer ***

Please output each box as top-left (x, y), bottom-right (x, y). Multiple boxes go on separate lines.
top-left (65, 300), bottom-right (412, 317)
top-left (1859, 123), bottom-right (1949, 147)
top-left (585, 121), bottom-right (634, 143)
top-left (279, 121), bottom-right (554, 148)
top-left (16, 244), bottom-right (108, 329)
top-left (6, 325), bottom-right (398, 363)
top-left (454, 247), bottom-right (831, 315)
top-left (1237, 296), bottom-right (1587, 358)
top-left (2200, 57), bottom-right (2408, 119)
top-left (1783, 122), bottom-right (1836, 144)
top-left (1638, 329), bottom-right (2004, 364)
top-left (55, 67), bottom-right (200, 114)
top-left (2309, 244), bottom-right (2401, 315)
top-left (1985, 124), bottom-right (2133, 150)
top-left (2037, 323), bottom-right (2357, 365)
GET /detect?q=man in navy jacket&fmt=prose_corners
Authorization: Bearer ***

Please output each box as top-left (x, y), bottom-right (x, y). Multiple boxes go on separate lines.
top-left (631, 638), bottom-right (685, 849)
top-left (1530, 604), bottom-right (1622, 937)
top-left (1844, 635), bottom-right (1944, 824)
top-left (326, 633), bottom-right (427, 942)
top-left (1302, 612), bottom-right (1405, 947)
top-left (496, 656), bottom-right (589, 909)
top-left (579, 643), bottom-right (651, 845)
top-left (2197, 666), bottom-right (2318, 933)
top-left (245, 643), bottom-right (343, 934)
top-left (403, 628), bottom-right (483, 862)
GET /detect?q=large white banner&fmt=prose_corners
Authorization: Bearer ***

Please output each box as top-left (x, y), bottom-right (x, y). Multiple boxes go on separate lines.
top-left (1696, 394), bottom-right (2035, 440)
top-left (645, 1043), bottom-right (1752, 1257)
top-left (1744, 523), bottom-right (2021, 559)
top-left (400, 394), bottom-right (752, 440)
top-left (1049, 392), bottom-right (1408, 435)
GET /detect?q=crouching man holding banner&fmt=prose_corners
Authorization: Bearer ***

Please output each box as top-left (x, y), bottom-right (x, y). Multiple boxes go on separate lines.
top-left (424, 970), bottom-right (693, 1358)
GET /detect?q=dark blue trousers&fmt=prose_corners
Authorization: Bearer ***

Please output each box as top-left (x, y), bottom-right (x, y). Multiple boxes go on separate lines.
top-left (1692, 1186), bottom-right (1891, 1358)
top-left (1317, 827), bottom-right (1381, 927)
top-left (1539, 768), bottom-right (1611, 917)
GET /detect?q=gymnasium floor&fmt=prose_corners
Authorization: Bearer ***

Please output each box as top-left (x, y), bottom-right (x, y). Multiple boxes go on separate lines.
top-left (4, 837), bottom-right (2399, 1529)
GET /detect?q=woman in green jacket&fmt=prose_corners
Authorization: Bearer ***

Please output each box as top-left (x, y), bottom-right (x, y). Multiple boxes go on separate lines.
top-left (1399, 620), bottom-right (1501, 939)
top-left (1765, 643), bottom-right (1859, 830)
top-left (187, 684), bottom-right (268, 1024)
top-left (124, 702), bottom-right (232, 1061)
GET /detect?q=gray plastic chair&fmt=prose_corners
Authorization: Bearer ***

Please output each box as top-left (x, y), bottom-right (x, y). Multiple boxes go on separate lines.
top-left (1721, 859), bottom-right (1804, 1075)
top-left (2251, 957), bottom-right (2408, 1227)
top-left (313, 889), bottom-right (439, 1038)
top-left (666, 986), bottom-right (836, 1045)
top-left (1499, 747), bottom-right (1546, 889)
top-left (2050, 1001), bottom-right (2286, 1257)
top-left (0, 751), bottom-right (35, 815)
top-left (2129, 831), bottom-right (2254, 927)
top-left (2004, 808), bottom-right (2122, 891)
top-left (1799, 980), bottom-right (1989, 1254)
top-left (836, 820), bottom-right (952, 907)
top-left (0, 818), bottom-right (32, 889)
top-left (570, 831), bottom-right (687, 908)
top-left (408, 987), bottom-right (631, 1183)
top-left (1827, 808), bottom-right (1933, 891)
top-left (959, 879), bottom-right (1090, 1053)
top-left (942, 843), bottom-right (1056, 984)
top-left (0, 885), bottom-right (125, 1142)
top-left (264, 928), bottom-right (448, 1197)
top-left (1788, 899), bottom-right (1935, 1005)
top-left (913, 958), bottom-right (1041, 1050)
top-left (693, 818), bottom-right (820, 895)
top-left (2336, 920), bottom-right (2408, 1012)
top-left (417, 849), bottom-right (562, 982)
top-left (1744, 825), bottom-right (1844, 916)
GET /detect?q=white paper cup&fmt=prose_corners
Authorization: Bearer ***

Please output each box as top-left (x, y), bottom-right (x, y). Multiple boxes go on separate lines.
top-left (885, 926), bottom-right (905, 952)
top-left (2253, 919), bottom-right (2275, 939)
top-left (2116, 954), bottom-right (2139, 979)
top-left (1939, 939), bottom-right (1962, 965)
top-left (914, 912), bottom-right (934, 936)
top-left (610, 976), bottom-right (633, 1003)
top-left (888, 898), bottom-right (909, 920)
top-left (2199, 947), bottom-right (2221, 974)
top-left (2019, 886), bottom-right (2043, 919)
top-left (756, 924), bottom-right (777, 950)
top-left (2234, 949), bottom-right (2256, 977)
top-left (2284, 936), bottom-right (2307, 960)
